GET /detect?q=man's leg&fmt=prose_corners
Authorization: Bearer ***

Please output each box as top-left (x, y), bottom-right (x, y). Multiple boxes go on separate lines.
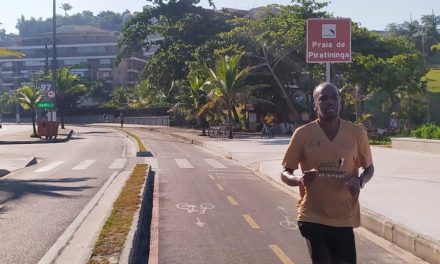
top-left (327, 226), bottom-right (356, 264)
top-left (298, 222), bottom-right (332, 264)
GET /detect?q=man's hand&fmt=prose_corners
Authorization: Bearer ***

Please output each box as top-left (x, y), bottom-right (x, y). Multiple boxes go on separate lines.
top-left (302, 169), bottom-right (318, 186)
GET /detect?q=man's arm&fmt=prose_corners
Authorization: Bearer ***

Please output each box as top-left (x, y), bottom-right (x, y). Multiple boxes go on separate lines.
top-left (346, 165), bottom-right (374, 192)
top-left (281, 168), bottom-right (317, 187)
top-left (281, 168), bottom-right (303, 187)
top-left (359, 165), bottom-right (374, 188)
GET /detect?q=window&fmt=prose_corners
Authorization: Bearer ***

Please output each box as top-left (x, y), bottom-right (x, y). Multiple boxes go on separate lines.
top-left (100, 58), bottom-right (112, 65)
top-left (64, 59), bottom-right (87, 66)
top-left (99, 71), bottom-right (112, 79)
top-left (24, 60), bottom-right (45, 66)
top-left (77, 46), bottom-right (106, 54)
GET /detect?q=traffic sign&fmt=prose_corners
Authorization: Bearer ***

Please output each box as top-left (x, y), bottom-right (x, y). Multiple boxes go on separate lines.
top-left (306, 18), bottom-right (351, 63)
top-left (37, 102), bottom-right (55, 108)
top-left (36, 80), bottom-right (56, 108)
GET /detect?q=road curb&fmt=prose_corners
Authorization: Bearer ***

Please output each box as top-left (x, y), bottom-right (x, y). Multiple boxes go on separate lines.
top-left (155, 127), bottom-right (440, 264)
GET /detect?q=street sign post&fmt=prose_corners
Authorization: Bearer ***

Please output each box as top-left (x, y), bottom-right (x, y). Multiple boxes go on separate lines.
top-left (306, 18), bottom-right (352, 82)
top-left (36, 80), bottom-right (56, 109)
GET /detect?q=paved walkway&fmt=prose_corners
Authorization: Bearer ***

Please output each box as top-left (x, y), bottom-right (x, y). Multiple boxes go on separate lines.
top-left (0, 123), bottom-right (72, 175)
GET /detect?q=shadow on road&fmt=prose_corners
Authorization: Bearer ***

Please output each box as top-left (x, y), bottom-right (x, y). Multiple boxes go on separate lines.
top-left (0, 177), bottom-right (95, 205)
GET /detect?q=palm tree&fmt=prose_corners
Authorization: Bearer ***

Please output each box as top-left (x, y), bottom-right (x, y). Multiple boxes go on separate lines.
top-left (169, 71), bottom-right (209, 135)
top-left (16, 85), bottom-right (43, 137)
top-left (202, 52), bottom-right (254, 139)
top-left (59, 3), bottom-right (73, 16)
top-left (49, 67), bottom-right (86, 128)
top-left (110, 86), bottom-right (131, 108)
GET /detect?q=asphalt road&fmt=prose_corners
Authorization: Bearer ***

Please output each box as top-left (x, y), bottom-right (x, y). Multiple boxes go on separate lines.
top-left (0, 126), bottom-right (135, 264)
top-left (130, 127), bottom-right (423, 264)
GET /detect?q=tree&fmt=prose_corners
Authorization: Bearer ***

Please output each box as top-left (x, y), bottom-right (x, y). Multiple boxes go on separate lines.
top-left (108, 86), bottom-right (132, 109)
top-left (202, 53), bottom-right (253, 139)
top-left (48, 68), bottom-right (87, 129)
top-left (117, 0), bottom-right (232, 104)
top-left (0, 92), bottom-right (13, 123)
top-left (168, 70), bottom-right (209, 134)
top-left (60, 3), bottom-right (73, 16)
top-left (96, 11), bottom-right (123, 32)
top-left (217, 1), bottom-right (330, 117)
top-left (16, 85), bottom-right (43, 137)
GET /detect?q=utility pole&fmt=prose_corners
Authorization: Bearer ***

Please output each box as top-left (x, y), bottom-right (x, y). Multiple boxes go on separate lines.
top-left (51, 0), bottom-right (57, 123)
top-left (52, 0), bottom-right (57, 90)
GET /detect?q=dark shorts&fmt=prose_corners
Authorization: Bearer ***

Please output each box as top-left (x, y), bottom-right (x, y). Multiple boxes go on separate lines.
top-left (298, 221), bottom-right (356, 264)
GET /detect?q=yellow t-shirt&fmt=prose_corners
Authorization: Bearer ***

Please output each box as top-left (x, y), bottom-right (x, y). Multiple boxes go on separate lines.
top-left (264, 114), bottom-right (274, 125)
top-left (282, 119), bottom-right (373, 227)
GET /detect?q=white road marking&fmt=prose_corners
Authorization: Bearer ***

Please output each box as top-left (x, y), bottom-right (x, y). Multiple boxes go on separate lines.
top-left (204, 159), bottom-right (228, 169)
top-left (72, 160), bottom-right (96, 171)
top-left (34, 161), bottom-right (65, 172)
top-left (174, 158), bottom-right (194, 168)
top-left (108, 158), bottom-right (127, 169)
top-left (145, 157), bottom-right (158, 169)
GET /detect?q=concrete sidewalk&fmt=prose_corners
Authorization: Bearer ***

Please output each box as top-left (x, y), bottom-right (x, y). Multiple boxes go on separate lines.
top-left (152, 126), bottom-right (440, 264)
top-left (0, 123), bottom-right (73, 176)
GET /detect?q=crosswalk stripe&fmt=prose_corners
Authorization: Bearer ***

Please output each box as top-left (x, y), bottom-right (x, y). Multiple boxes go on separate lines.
top-left (174, 158), bottom-right (194, 169)
top-left (34, 161), bottom-right (65, 172)
top-left (72, 160), bottom-right (96, 170)
top-left (204, 159), bottom-right (227, 169)
top-left (109, 158), bottom-right (127, 169)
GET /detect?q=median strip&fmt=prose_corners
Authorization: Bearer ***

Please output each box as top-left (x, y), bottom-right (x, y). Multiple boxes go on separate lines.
top-left (117, 128), bottom-right (150, 156)
top-left (88, 164), bottom-right (148, 264)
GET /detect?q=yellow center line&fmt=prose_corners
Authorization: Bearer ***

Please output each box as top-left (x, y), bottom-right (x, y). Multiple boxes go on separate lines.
top-left (216, 183), bottom-right (224, 191)
top-left (242, 214), bottom-right (260, 229)
top-left (227, 196), bottom-right (239, 205)
top-left (208, 175), bottom-right (215, 180)
top-left (269, 244), bottom-right (295, 264)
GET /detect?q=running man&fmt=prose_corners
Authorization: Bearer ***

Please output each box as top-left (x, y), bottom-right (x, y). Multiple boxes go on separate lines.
top-left (281, 82), bottom-right (374, 263)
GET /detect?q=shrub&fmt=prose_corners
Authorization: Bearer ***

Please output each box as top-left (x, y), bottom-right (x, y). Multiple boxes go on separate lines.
top-left (412, 123), bottom-right (440, 139)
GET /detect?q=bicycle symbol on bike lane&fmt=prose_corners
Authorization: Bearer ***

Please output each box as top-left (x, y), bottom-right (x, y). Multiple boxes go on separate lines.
top-left (176, 203), bottom-right (215, 227)
top-left (280, 215), bottom-right (298, 230)
top-left (176, 203), bottom-right (214, 214)
top-left (277, 206), bottom-right (298, 230)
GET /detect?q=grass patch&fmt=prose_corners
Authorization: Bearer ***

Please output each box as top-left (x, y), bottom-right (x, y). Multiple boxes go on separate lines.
top-left (89, 164), bottom-right (148, 264)
top-left (426, 69), bottom-right (440, 92)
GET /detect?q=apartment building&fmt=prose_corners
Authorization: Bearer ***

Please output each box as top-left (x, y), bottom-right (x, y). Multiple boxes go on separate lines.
top-left (0, 25), bottom-right (149, 95)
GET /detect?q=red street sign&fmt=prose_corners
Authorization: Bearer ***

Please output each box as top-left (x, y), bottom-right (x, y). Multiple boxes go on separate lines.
top-left (306, 18), bottom-right (351, 63)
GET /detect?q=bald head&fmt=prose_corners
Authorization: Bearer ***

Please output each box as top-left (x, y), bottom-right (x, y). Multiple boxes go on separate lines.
top-left (313, 82), bottom-right (339, 101)
top-left (313, 82), bottom-right (341, 121)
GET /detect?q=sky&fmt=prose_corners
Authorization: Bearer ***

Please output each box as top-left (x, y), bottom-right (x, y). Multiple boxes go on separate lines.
top-left (0, 0), bottom-right (438, 34)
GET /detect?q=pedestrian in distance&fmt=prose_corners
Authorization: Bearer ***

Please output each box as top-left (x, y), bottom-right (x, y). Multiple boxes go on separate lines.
top-left (281, 82), bottom-right (374, 264)
top-left (261, 112), bottom-right (275, 138)
top-left (120, 112), bottom-right (124, 128)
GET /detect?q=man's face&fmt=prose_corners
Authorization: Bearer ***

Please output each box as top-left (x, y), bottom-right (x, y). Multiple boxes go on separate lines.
top-left (314, 85), bottom-right (340, 121)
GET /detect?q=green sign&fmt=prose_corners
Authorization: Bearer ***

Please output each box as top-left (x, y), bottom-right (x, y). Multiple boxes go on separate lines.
top-left (37, 102), bottom-right (55, 108)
